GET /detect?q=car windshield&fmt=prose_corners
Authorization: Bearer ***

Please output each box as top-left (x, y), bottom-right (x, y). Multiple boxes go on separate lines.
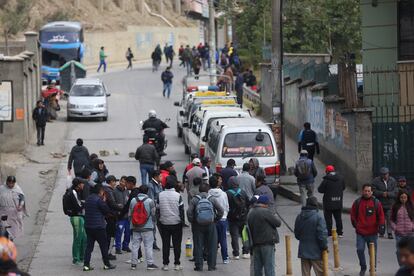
top-left (70, 85), bottom-right (104, 96)
top-left (222, 132), bottom-right (274, 157)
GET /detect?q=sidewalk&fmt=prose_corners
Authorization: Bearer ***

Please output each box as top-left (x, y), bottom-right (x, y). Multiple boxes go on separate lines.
top-left (278, 134), bottom-right (358, 213)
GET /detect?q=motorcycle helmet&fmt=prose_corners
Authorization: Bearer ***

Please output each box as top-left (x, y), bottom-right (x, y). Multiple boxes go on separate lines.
top-left (148, 110), bottom-right (157, 118)
top-left (0, 237), bottom-right (17, 262)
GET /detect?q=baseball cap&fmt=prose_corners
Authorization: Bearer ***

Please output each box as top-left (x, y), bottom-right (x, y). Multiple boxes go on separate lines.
top-left (257, 195), bottom-right (269, 205)
top-left (325, 165), bottom-right (335, 173)
top-left (380, 167), bottom-right (390, 174)
top-left (163, 161), bottom-right (174, 168)
top-left (192, 158), bottom-right (201, 165)
top-left (398, 176), bottom-right (407, 182)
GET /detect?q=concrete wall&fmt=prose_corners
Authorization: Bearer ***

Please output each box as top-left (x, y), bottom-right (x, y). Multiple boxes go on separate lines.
top-left (83, 26), bottom-right (200, 66)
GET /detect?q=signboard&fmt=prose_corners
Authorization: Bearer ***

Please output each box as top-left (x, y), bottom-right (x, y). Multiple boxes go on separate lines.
top-left (0, 81), bottom-right (13, 122)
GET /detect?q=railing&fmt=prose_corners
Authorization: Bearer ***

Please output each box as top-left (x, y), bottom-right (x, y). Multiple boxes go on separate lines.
top-left (243, 85), bottom-right (261, 104)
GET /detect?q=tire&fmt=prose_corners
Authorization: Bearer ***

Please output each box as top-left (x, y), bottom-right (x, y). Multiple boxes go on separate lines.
top-left (103, 116), bottom-right (108, 121)
top-left (67, 116), bottom-right (72, 122)
top-left (177, 125), bottom-right (183, 138)
top-left (184, 144), bottom-right (190, 154)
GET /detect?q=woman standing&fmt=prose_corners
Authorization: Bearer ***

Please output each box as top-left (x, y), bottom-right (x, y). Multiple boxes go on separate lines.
top-left (391, 190), bottom-right (414, 265)
top-left (0, 176), bottom-right (27, 239)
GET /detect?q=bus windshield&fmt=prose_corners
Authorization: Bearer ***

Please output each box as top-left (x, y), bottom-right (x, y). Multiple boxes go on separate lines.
top-left (40, 31), bottom-right (81, 44)
top-left (42, 48), bottom-right (80, 68)
top-left (222, 132), bottom-right (275, 157)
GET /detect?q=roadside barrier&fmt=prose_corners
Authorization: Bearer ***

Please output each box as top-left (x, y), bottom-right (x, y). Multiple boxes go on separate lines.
top-left (322, 250), bottom-right (329, 276)
top-left (369, 242), bottom-right (376, 276)
top-left (332, 229), bottom-right (341, 270)
top-left (285, 235), bottom-right (292, 275)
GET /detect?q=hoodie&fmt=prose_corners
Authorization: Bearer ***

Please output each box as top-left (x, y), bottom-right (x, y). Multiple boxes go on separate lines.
top-left (317, 172), bottom-right (345, 210)
top-left (249, 158), bottom-right (266, 179)
top-left (294, 207), bottom-right (328, 260)
top-left (67, 145), bottom-right (90, 174)
top-left (208, 188), bottom-right (229, 220)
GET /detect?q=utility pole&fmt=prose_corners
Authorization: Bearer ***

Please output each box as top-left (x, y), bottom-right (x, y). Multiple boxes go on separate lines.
top-left (208, 0), bottom-right (217, 84)
top-left (271, 0), bottom-right (286, 172)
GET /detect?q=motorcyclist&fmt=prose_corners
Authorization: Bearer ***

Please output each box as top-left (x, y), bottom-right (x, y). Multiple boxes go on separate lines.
top-left (142, 110), bottom-right (169, 156)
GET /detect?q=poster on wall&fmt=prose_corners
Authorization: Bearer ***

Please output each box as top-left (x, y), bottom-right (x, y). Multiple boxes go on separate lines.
top-left (0, 81), bottom-right (13, 122)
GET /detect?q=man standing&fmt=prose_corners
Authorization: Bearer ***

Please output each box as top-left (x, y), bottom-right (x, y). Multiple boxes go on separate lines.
top-left (68, 138), bottom-right (90, 178)
top-left (97, 46), bottom-right (107, 73)
top-left (185, 158), bottom-right (205, 202)
top-left (163, 43), bottom-right (169, 64)
top-left (135, 138), bottom-right (159, 185)
top-left (254, 175), bottom-right (274, 208)
top-left (351, 184), bottom-right (385, 276)
top-left (247, 195), bottom-right (281, 276)
top-left (372, 167), bottom-right (398, 239)
top-left (221, 159), bottom-right (238, 191)
top-left (146, 170), bottom-right (163, 251)
top-left (318, 165), bottom-right (345, 237)
top-left (298, 122), bottom-right (320, 160)
top-left (129, 185), bottom-right (158, 270)
top-left (161, 67), bottom-right (174, 98)
top-left (32, 100), bottom-right (48, 146)
top-left (235, 71), bottom-right (244, 107)
top-left (294, 196), bottom-right (328, 276)
top-left (187, 184), bottom-right (224, 271)
top-left (294, 150), bottom-right (318, 207)
top-left (237, 163), bottom-right (256, 200)
top-left (113, 176), bottom-right (131, 254)
top-left (158, 176), bottom-right (185, 271)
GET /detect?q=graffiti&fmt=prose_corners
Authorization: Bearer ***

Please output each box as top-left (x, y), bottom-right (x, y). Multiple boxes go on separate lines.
top-left (325, 108), bottom-right (350, 149)
top-left (383, 139), bottom-right (399, 162)
top-left (306, 93), bottom-right (325, 135)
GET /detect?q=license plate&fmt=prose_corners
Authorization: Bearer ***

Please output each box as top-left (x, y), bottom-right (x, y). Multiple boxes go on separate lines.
top-left (83, 112), bottom-right (91, 115)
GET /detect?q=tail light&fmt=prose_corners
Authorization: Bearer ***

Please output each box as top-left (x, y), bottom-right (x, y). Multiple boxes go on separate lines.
top-left (265, 162), bottom-right (281, 176)
top-left (216, 163), bottom-right (222, 173)
top-left (199, 145), bottom-right (205, 157)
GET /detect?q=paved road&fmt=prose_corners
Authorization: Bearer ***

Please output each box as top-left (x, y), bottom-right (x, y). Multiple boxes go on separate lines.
top-left (28, 64), bottom-right (398, 275)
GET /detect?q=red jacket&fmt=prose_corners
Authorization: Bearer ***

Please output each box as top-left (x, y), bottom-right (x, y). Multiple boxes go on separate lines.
top-left (160, 169), bottom-right (169, 188)
top-left (351, 196), bottom-right (385, 236)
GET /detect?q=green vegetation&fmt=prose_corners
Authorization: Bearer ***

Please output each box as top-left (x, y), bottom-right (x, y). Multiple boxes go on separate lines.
top-left (1, 0), bottom-right (31, 35)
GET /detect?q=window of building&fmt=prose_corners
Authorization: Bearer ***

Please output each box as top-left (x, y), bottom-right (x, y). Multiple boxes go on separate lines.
top-left (398, 0), bottom-right (414, 61)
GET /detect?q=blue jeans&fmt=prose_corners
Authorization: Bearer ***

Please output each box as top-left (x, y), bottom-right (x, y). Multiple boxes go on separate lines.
top-left (356, 234), bottom-right (377, 269)
top-left (216, 219), bottom-right (229, 260)
top-left (395, 235), bottom-right (403, 266)
top-left (163, 83), bottom-right (172, 98)
top-left (140, 163), bottom-right (154, 185)
top-left (97, 60), bottom-right (106, 72)
top-left (115, 219), bottom-right (130, 250)
top-left (253, 244), bottom-right (275, 276)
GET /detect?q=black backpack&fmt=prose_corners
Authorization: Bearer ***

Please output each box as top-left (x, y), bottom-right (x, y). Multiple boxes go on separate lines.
top-left (296, 159), bottom-right (311, 179)
top-left (228, 188), bottom-right (247, 221)
top-left (62, 189), bottom-right (73, 216)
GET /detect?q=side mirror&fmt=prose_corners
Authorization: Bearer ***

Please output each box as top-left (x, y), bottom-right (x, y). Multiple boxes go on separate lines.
top-left (202, 136), bottom-right (208, 142)
top-left (179, 110), bottom-right (185, 116)
top-left (63, 92), bottom-right (69, 98)
top-left (106, 93), bottom-right (111, 97)
top-left (182, 122), bottom-right (189, 128)
top-left (174, 101), bottom-right (180, 106)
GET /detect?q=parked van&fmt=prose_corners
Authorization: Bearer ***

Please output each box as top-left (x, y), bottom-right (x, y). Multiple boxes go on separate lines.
top-left (206, 117), bottom-right (280, 184)
top-left (186, 106), bottom-right (251, 158)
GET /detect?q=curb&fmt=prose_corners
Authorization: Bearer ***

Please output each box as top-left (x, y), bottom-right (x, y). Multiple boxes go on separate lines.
top-left (278, 182), bottom-right (352, 214)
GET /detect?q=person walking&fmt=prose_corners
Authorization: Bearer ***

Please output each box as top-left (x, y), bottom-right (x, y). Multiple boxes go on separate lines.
top-left (391, 190), bottom-right (414, 265)
top-left (208, 176), bottom-right (230, 264)
top-left (157, 176), bottom-right (185, 271)
top-left (372, 166), bottom-right (398, 239)
top-left (351, 184), bottom-right (385, 276)
top-left (63, 178), bottom-right (86, 265)
top-left (397, 176), bottom-right (412, 195)
top-left (178, 45), bottom-right (185, 67)
top-left (167, 45), bottom-right (175, 68)
top-left (161, 67), bottom-right (174, 98)
top-left (125, 47), bottom-right (134, 70)
top-left (298, 122), bottom-right (320, 161)
top-left (163, 43), bottom-right (169, 64)
top-left (237, 163), bottom-right (256, 200)
top-left (235, 71), bottom-right (244, 107)
top-left (134, 138), bottom-right (159, 185)
top-left (226, 176), bottom-right (250, 260)
top-left (247, 195), bottom-right (281, 276)
top-left (32, 100), bottom-right (48, 146)
top-left (113, 176), bottom-right (131, 254)
top-left (221, 159), bottom-right (238, 191)
top-left (317, 165), bottom-right (345, 237)
top-left (68, 138), bottom-right (90, 178)
top-left (183, 45), bottom-right (192, 75)
top-left (151, 46), bottom-right (162, 72)
top-left (187, 184), bottom-right (224, 271)
top-left (129, 185), bottom-right (158, 270)
top-left (192, 55), bottom-right (202, 80)
top-left (294, 150), bottom-right (318, 207)
top-left (83, 183), bottom-right (116, 271)
top-left (294, 196), bottom-right (328, 276)
top-left (97, 46), bottom-right (107, 73)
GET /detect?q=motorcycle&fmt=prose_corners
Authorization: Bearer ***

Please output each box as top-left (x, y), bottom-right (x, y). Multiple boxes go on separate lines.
top-left (140, 118), bottom-right (170, 157)
top-left (0, 215), bottom-right (13, 240)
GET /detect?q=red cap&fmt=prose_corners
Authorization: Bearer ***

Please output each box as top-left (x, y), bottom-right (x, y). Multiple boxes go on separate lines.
top-left (325, 165), bottom-right (335, 173)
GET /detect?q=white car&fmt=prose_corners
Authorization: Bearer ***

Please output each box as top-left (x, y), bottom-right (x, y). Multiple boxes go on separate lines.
top-left (67, 78), bottom-right (110, 121)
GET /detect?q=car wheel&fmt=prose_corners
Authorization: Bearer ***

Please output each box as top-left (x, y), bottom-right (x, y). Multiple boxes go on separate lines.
top-left (67, 116), bottom-right (72, 122)
top-left (184, 144), bottom-right (190, 154)
top-left (103, 116), bottom-right (108, 121)
top-left (177, 125), bottom-right (183, 138)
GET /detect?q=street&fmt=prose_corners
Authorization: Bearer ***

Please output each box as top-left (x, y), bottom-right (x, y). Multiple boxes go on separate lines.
top-left (27, 63), bottom-right (398, 276)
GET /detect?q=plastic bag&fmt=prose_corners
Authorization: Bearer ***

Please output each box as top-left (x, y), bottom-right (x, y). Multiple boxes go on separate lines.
top-left (66, 174), bottom-right (73, 189)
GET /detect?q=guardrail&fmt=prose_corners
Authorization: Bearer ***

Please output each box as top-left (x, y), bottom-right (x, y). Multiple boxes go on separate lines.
top-left (243, 85), bottom-right (261, 105)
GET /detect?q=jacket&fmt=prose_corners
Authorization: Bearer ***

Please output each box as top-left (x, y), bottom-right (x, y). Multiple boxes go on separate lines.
top-left (103, 184), bottom-right (123, 214)
top-left (391, 206), bottom-right (414, 236)
top-left (298, 129), bottom-right (320, 153)
top-left (67, 145), bottom-right (90, 174)
top-left (129, 193), bottom-right (155, 232)
top-left (84, 193), bottom-right (111, 229)
top-left (221, 167), bottom-right (238, 191)
top-left (294, 156), bottom-right (317, 185)
top-left (186, 166), bottom-right (205, 197)
top-left (160, 170), bottom-right (170, 188)
top-left (113, 185), bottom-right (128, 219)
top-left (226, 187), bottom-right (249, 223)
top-left (236, 172), bottom-right (256, 200)
top-left (32, 107), bottom-right (48, 127)
top-left (294, 207), bottom-right (328, 260)
top-left (187, 192), bottom-right (224, 224)
top-left (372, 176), bottom-right (398, 210)
top-left (208, 188), bottom-right (229, 220)
top-left (67, 189), bottom-right (84, 217)
top-left (248, 158), bottom-right (266, 179)
top-left (161, 70), bottom-right (174, 84)
top-left (120, 187), bottom-right (140, 218)
top-left (254, 185), bottom-right (275, 207)
top-left (147, 178), bottom-right (163, 202)
top-left (317, 172), bottom-right (345, 210)
top-left (247, 205), bottom-right (281, 246)
top-left (135, 143), bottom-right (158, 165)
top-left (351, 196), bottom-right (385, 236)
top-left (142, 117), bottom-right (168, 132)
top-left (158, 188), bottom-right (184, 225)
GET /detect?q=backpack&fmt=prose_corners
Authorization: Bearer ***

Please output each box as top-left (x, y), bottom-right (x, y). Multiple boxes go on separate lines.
top-left (131, 197), bottom-right (149, 227)
top-left (62, 189), bottom-right (73, 216)
top-left (228, 188), bottom-right (247, 221)
top-left (195, 195), bottom-right (215, 225)
top-left (296, 159), bottom-right (311, 179)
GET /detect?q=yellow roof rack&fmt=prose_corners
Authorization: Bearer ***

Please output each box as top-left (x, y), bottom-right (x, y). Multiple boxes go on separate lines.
top-left (194, 91), bottom-right (227, 97)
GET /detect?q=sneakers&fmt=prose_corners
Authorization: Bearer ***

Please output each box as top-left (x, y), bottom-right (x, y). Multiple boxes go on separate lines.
top-left (338, 234), bottom-right (344, 238)
top-left (223, 258), bottom-right (230, 264)
top-left (162, 265), bottom-right (169, 271)
top-left (233, 255), bottom-right (240, 260)
top-left (122, 247), bottom-right (132, 253)
top-left (242, 253), bottom-right (250, 259)
top-left (174, 265), bottom-right (183, 271)
top-left (359, 266), bottom-right (367, 276)
top-left (153, 244), bottom-right (161, 251)
top-left (103, 264), bottom-right (116, 270)
top-left (388, 233), bottom-right (394, 239)
top-left (147, 264), bottom-right (159, 270)
top-left (194, 267), bottom-right (202, 271)
top-left (137, 257), bottom-right (144, 263)
top-left (83, 265), bottom-right (94, 271)
top-left (131, 264), bottom-right (137, 270)
top-left (115, 249), bottom-right (122, 255)
top-left (108, 253), bottom-right (116, 260)
top-left (208, 267), bottom-right (217, 271)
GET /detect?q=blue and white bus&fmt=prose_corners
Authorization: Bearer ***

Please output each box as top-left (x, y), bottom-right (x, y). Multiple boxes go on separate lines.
top-left (39, 21), bottom-right (84, 83)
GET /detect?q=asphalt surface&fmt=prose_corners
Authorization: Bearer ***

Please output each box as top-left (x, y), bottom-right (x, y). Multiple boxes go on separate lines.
top-left (28, 64), bottom-right (399, 275)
